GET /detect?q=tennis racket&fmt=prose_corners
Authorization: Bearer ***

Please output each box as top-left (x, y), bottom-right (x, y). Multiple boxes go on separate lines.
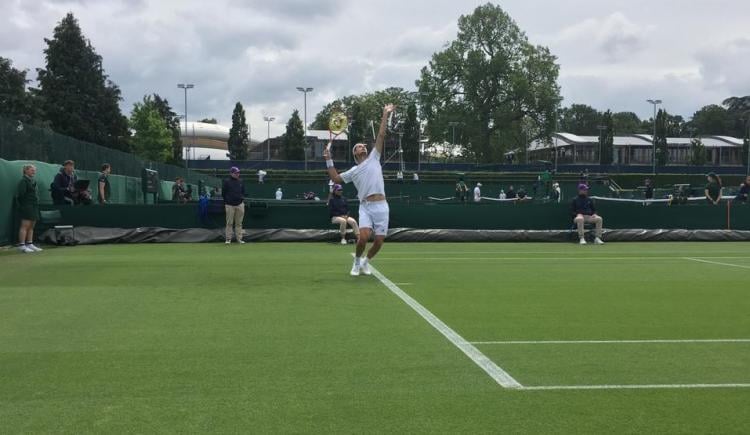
top-left (327, 111), bottom-right (348, 152)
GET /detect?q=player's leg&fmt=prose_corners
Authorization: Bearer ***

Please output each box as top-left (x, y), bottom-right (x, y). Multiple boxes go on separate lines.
top-left (235, 203), bottom-right (245, 243)
top-left (589, 215), bottom-right (604, 244)
top-left (225, 205), bottom-right (235, 243)
top-left (367, 236), bottom-right (385, 259)
top-left (574, 214), bottom-right (585, 244)
top-left (361, 202), bottom-right (389, 275)
top-left (347, 217), bottom-right (360, 239)
top-left (18, 220), bottom-right (30, 252)
top-left (332, 217), bottom-right (346, 238)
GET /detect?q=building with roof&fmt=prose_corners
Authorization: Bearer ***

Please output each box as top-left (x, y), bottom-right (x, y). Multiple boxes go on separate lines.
top-left (526, 133), bottom-right (746, 167)
top-left (180, 121), bottom-right (260, 160)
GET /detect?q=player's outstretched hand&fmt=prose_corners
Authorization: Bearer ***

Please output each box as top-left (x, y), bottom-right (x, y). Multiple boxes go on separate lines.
top-left (383, 104), bottom-right (395, 115)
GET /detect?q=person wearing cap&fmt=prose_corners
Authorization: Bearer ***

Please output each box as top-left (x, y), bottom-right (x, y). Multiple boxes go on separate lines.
top-left (323, 103), bottom-right (394, 277)
top-left (328, 184), bottom-right (359, 245)
top-left (705, 172), bottom-right (723, 205)
top-left (570, 184), bottom-right (604, 245)
top-left (473, 183), bottom-right (482, 202)
top-left (222, 167), bottom-right (246, 244)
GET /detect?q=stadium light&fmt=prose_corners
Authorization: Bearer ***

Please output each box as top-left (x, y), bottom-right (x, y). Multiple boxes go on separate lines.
top-left (178, 84), bottom-right (195, 166)
top-left (263, 116), bottom-right (276, 161)
top-left (647, 99), bottom-right (662, 175)
top-left (296, 87), bottom-right (314, 170)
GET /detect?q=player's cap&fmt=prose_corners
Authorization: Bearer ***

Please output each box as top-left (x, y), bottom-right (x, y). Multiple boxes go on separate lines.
top-left (578, 183), bottom-right (589, 191)
top-left (333, 184), bottom-right (343, 191)
top-left (230, 166), bottom-right (240, 174)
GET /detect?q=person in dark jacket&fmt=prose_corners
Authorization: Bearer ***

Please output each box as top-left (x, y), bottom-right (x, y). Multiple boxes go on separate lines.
top-left (172, 177), bottom-right (190, 203)
top-left (328, 184), bottom-right (359, 245)
top-left (16, 164), bottom-right (43, 253)
top-left (705, 172), bottom-right (723, 205)
top-left (644, 178), bottom-right (654, 201)
top-left (571, 184), bottom-right (604, 245)
top-left (222, 167), bottom-right (246, 244)
top-left (734, 176), bottom-right (750, 203)
top-left (51, 160), bottom-right (76, 205)
top-left (506, 185), bottom-right (517, 199)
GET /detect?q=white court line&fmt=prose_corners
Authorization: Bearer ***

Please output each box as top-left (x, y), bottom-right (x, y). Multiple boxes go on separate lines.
top-left (471, 339), bottom-right (750, 345)
top-left (375, 257), bottom-right (744, 261)
top-left (393, 282), bottom-right (414, 286)
top-left (522, 383), bottom-right (750, 391)
top-left (363, 256), bottom-right (523, 389)
top-left (685, 257), bottom-right (750, 270)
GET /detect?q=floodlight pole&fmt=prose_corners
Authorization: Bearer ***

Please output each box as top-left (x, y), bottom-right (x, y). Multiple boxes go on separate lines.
top-left (448, 121), bottom-right (460, 164)
top-left (647, 99), bottom-right (662, 175)
top-left (296, 87), bottom-right (313, 170)
top-left (177, 83), bottom-right (194, 167)
top-left (264, 116), bottom-right (276, 160)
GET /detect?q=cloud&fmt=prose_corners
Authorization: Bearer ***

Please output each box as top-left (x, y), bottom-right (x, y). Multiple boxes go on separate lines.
top-left (556, 12), bottom-right (651, 63)
top-left (696, 38), bottom-right (750, 95)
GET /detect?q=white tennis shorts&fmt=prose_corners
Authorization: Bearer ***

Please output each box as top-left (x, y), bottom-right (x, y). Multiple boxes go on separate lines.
top-left (358, 200), bottom-right (390, 236)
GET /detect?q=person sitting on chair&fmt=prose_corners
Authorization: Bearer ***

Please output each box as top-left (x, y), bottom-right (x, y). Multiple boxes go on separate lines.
top-left (51, 160), bottom-right (76, 205)
top-left (172, 177), bottom-right (190, 203)
top-left (734, 176), bottom-right (750, 203)
top-left (328, 184), bottom-right (359, 245)
top-left (705, 172), bottom-right (723, 205)
top-left (571, 184), bottom-right (604, 245)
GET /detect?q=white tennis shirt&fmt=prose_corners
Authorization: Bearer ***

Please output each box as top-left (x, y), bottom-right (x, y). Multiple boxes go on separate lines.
top-left (340, 148), bottom-right (385, 201)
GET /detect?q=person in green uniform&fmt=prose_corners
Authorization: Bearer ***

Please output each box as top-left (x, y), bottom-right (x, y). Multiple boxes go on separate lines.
top-left (704, 172), bottom-right (723, 205)
top-left (16, 164), bottom-right (43, 253)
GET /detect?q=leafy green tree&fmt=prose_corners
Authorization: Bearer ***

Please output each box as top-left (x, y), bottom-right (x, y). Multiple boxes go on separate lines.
top-left (689, 138), bottom-right (707, 166)
top-left (401, 103), bottom-right (420, 162)
top-left (312, 87), bottom-right (417, 136)
top-left (150, 94), bottom-right (182, 163)
top-left (687, 105), bottom-right (733, 136)
top-left (227, 102), bottom-right (249, 161)
top-left (199, 118), bottom-right (218, 124)
top-left (130, 98), bottom-right (172, 162)
top-left (655, 109), bottom-right (669, 167)
top-left (348, 101), bottom-right (367, 146)
top-left (417, 3), bottom-right (561, 162)
top-left (0, 57), bottom-right (37, 123)
top-left (600, 110), bottom-right (614, 165)
top-left (282, 109), bottom-right (305, 160)
top-left (36, 13), bottom-right (129, 151)
top-left (559, 104), bottom-right (602, 136)
top-left (612, 112), bottom-right (644, 134)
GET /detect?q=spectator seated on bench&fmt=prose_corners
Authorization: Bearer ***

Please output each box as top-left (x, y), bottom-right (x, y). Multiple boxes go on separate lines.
top-left (570, 184), bottom-right (604, 245)
top-left (328, 184), bottom-right (359, 245)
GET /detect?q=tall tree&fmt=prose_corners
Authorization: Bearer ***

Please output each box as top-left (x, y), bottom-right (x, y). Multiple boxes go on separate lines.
top-left (282, 109), bottom-right (305, 160)
top-left (36, 13), bottom-right (129, 151)
top-left (655, 109), bottom-right (669, 167)
top-left (689, 138), bottom-right (707, 166)
top-left (612, 112), bottom-right (644, 134)
top-left (558, 104), bottom-right (602, 136)
top-left (311, 88), bottom-right (417, 135)
top-left (130, 98), bottom-right (172, 162)
top-left (687, 105), bottom-right (733, 136)
top-left (348, 101), bottom-right (367, 146)
top-left (0, 57), bottom-right (36, 123)
top-left (150, 94), bottom-right (182, 163)
top-left (227, 102), bottom-right (249, 161)
top-left (417, 3), bottom-right (561, 162)
top-left (600, 110), bottom-right (614, 165)
top-left (723, 96), bottom-right (750, 167)
top-left (401, 103), bottom-right (420, 162)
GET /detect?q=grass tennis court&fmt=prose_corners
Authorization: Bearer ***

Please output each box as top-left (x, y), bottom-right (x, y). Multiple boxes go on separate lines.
top-left (1, 242), bottom-right (749, 433)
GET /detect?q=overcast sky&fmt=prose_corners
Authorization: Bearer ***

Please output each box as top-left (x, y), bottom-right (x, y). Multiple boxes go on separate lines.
top-left (2, 0), bottom-right (749, 139)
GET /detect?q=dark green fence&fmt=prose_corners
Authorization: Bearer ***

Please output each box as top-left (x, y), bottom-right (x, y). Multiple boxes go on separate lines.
top-left (0, 116), bottom-right (219, 187)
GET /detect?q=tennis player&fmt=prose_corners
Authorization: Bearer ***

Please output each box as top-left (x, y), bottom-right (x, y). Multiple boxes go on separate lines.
top-left (324, 103), bottom-right (394, 276)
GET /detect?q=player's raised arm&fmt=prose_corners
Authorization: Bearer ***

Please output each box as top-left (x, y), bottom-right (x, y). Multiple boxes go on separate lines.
top-left (374, 104), bottom-right (395, 155)
top-left (324, 145), bottom-right (343, 184)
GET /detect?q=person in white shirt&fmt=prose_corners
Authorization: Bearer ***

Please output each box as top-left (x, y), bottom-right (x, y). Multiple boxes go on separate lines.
top-left (473, 183), bottom-right (482, 202)
top-left (396, 170), bottom-right (404, 183)
top-left (275, 188), bottom-right (283, 200)
top-left (257, 170), bottom-right (266, 184)
top-left (412, 172), bottom-right (419, 183)
top-left (324, 103), bottom-right (394, 277)
top-left (499, 189), bottom-right (506, 200)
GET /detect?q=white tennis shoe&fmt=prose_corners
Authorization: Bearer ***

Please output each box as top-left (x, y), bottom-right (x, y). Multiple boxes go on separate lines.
top-left (27, 244), bottom-right (43, 252)
top-left (594, 237), bottom-right (605, 245)
top-left (350, 259), bottom-right (360, 276)
top-left (579, 238), bottom-right (587, 245)
top-left (359, 258), bottom-right (372, 276)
